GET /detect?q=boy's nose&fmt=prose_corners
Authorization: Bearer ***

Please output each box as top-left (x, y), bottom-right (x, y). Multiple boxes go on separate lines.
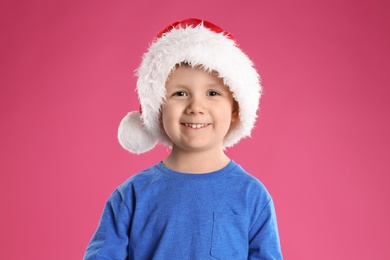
top-left (185, 97), bottom-right (205, 114)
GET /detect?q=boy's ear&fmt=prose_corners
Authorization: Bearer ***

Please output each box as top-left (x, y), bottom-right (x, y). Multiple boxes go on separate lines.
top-left (231, 100), bottom-right (239, 123)
top-left (231, 110), bottom-right (239, 123)
top-left (229, 111), bottom-right (239, 135)
top-left (229, 101), bottom-right (239, 133)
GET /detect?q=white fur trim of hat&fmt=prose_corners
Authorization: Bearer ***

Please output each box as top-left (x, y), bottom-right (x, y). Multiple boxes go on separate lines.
top-left (118, 18), bottom-right (262, 154)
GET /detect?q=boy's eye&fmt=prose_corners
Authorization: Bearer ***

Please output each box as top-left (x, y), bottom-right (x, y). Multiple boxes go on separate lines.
top-left (173, 91), bottom-right (187, 96)
top-left (207, 91), bottom-right (220, 96)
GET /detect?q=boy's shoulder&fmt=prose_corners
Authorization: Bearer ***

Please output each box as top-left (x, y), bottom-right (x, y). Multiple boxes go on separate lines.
top-left (230, 162), bottom-right (271, 195)
top-left (115, 162), bottom-right (165, 193)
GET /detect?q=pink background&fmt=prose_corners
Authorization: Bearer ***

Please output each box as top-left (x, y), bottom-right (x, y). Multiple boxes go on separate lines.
top-left (1, 0), bottom-right (389, 259)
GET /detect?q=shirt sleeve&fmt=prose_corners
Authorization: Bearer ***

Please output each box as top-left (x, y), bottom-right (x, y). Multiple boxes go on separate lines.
top-left (84, 189), bottom-right (132, 260)
top-left (248, 198), bottom-right (283, 260)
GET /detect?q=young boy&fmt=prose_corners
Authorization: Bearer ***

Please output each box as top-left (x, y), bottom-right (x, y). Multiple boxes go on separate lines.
top-left (84, 18), bottom-right (283, 259)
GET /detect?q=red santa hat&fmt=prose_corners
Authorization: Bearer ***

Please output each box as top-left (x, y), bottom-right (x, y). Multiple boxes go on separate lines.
top-left (118, 18), bottom-right (261, 154)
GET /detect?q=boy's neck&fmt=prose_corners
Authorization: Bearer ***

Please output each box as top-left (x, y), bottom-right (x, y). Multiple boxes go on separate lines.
top-left (163, 148), bottom-right (231, 174)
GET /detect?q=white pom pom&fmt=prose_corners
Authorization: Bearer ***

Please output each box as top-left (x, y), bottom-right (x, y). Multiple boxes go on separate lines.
top-left (118, 111), bottom-right (158, 154)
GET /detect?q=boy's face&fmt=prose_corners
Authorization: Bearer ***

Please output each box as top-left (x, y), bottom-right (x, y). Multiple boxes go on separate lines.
top-left (161, 65), bottom-right (238, 153)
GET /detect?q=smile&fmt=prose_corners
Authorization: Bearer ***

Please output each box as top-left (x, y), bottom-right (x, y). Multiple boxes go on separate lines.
top-left (183, 123), bottom-right (210, 129)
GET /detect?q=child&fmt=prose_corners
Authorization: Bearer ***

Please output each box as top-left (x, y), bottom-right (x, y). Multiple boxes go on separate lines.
top-left (84, 18), bottom-right (283, 259)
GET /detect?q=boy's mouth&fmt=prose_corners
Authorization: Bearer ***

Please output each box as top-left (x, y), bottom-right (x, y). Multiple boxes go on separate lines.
top-left (182, 123), bottom-right (210, 129)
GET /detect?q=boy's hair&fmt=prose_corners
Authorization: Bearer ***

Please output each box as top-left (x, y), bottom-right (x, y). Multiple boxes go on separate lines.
top-left (118, 18), bottom-right (261, 154)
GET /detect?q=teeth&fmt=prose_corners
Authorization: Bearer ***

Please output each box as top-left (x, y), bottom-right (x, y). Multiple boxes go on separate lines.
top-left (185, 123), bottom-right (208, 129)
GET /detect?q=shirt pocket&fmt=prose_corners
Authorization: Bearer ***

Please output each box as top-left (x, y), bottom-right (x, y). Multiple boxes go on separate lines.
top-left (210, 212), bottom-right (248, 259)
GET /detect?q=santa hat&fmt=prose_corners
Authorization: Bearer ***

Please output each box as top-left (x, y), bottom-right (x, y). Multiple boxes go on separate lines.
top-left (118, 18), bottom-right (261, 154)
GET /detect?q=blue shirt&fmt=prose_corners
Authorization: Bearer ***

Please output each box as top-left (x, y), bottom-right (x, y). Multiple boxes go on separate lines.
top-left (84, 161), bottom-right (283, 259)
